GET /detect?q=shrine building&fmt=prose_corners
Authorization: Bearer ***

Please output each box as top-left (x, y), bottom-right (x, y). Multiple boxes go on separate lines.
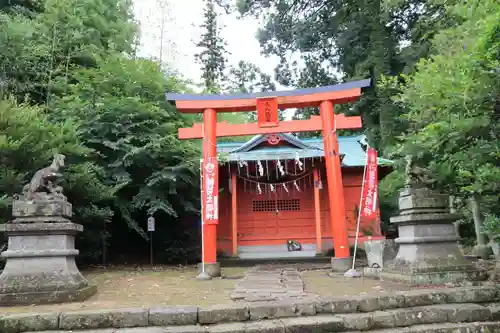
top-left (215, 133), bottom-right (392, 259)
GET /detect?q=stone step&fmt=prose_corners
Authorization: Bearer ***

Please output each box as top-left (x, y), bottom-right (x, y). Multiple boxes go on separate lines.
top-left (358, 322), bottom-right (500, 333)
top-left (238, 244), bottom-right (317, 253)
top-left (3, 301), bottom-right (498, 333)
top-left (238, 250), bottom-right (317, 259)
top-left (22, 321), bottom-right (500, 333)
top-left (237, 244), bottom-right (318, 259)
top-left (219, 256), bottom-right (331, 267)
top-left (2, 287), bottom-right (499, 332)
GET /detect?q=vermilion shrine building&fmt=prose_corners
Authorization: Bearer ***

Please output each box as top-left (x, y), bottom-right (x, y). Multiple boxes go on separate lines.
top-left (167, 79), bottom-right (391, 277)
top-left (215, 133), bottom-right (391, 259)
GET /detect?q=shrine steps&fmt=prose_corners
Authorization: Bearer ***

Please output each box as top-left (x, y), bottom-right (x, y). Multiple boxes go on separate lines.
top-left (18, 321), bottom-right (500, 333)
top-left (4, 296), bottom-right (500, 332)
top-left (237, 244), bottom-right (318, 260)
top-left (219, 255), bottom-right (331, 268)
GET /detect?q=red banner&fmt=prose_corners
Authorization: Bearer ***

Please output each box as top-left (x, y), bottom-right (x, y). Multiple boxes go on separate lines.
top-left (360, 147), bottom-right (378, 219)
top-left (203, 157), bottom-right (218, 224)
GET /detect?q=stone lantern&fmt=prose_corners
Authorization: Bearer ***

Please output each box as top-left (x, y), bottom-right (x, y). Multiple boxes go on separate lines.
top-left (380, 157), bottom-right (486, 285)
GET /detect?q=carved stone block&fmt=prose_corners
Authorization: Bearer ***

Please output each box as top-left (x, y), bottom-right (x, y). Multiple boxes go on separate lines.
top-left (12, 198), bottom-right (72, 221)
top-left (0, 200), bottom-right (95, 305)
top-left (398, 187), bottom-right (449, 215)
top-left (364, 239), bottom-right (399, 268)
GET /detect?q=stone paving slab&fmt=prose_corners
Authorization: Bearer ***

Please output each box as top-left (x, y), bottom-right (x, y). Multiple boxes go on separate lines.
top-left (20, 321), bottom-right (500, 333)
top-left (231, 264), bottom-right (305, 302)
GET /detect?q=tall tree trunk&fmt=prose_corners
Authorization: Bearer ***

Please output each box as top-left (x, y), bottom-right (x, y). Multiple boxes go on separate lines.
top-left (469, 194), bottom-right (487, 246)
top-left (450, 195), bottom-right (460, 237)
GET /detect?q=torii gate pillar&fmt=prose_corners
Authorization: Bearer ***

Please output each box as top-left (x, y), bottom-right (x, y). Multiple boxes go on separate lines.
top-left (320, 100), bottom-right (350, 268)
top-left (200, 108), bottom-right (220, 277)
top-left (168, 79), bottom-right (371, 275)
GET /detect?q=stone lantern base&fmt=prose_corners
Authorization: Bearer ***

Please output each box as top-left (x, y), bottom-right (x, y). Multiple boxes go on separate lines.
top-left (0, 199), bottom-right (96, 305)
top-left (380, 187), bottom-right (487, 285)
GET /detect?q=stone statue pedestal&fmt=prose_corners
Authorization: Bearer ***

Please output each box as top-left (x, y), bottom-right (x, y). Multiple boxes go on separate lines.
top-left (380, 187), bottom-right (487, 285)
top-left (0, 198), bottom-right (96, 305)
top-left (364, 239), bottom-right (399, 269)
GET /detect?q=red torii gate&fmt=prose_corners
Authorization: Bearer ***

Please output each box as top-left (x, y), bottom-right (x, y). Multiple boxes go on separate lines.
top-left (167, 79), bottom-right (371, 276)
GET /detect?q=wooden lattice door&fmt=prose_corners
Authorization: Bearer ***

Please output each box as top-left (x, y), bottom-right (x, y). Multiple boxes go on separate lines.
top-left (239, 196), bottom-right (309, 243)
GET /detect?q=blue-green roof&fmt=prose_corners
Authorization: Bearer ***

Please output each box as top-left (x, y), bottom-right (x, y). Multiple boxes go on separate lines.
top-left (217, 134), bottom-right (393, 168)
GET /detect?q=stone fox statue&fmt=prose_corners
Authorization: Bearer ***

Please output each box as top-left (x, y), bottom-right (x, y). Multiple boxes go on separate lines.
top-left (287, 239), bottom-right (302, 252)
top-left (22, 154), bottom-right (66, 200)
top-left (404, 155), bottom-right (437, 187)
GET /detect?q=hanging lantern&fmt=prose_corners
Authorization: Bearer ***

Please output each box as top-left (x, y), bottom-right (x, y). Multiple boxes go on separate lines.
top-left (257, 183), bottom-right (262, 195)
top-left (282, 183), bottom-right (289, 193)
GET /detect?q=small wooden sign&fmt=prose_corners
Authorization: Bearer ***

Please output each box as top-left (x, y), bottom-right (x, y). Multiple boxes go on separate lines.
top-left (256, 97), bottom-right (279, 128)
top-left (147, 216), bottom-right (155, 232)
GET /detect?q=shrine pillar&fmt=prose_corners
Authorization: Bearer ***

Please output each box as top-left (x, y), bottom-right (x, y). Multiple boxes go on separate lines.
top-left (319, 101), bottom-right (351, 271)
top-left (313, 168), bottom-right (322, 254)
top-left (199, 108), bottom-right (221, 278)
top-left (231, 169), bottom-right (238, 257)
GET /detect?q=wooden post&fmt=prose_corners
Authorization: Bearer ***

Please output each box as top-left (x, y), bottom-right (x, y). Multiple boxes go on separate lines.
top-left (320, 101), bottom-right (350, 259)
top-left (202, 108), bottom-right (218, 265)
top-left (231, 169), bottom-right (238, 257)
top-left (313, 167), bottom-right (322, 254)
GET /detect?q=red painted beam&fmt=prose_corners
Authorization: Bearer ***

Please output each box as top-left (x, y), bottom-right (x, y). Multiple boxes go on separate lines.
top-left (167, 79), bottom-right (372, 114)
top-left (173, 88), bottom-right (361, 113)
top-left (178, 114), bottom-right (362, 139)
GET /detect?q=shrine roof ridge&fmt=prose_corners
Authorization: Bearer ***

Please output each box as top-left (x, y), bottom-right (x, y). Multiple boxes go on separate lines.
top-left (217, 134), bottom-right (393, 167)
top-left (166, 79), bottom-right (371, 101)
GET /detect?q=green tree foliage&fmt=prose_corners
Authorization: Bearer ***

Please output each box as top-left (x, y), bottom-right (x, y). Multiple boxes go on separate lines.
top-left (52, 55), bottom-right (200, 238)
top-left (0, 0), bottom-right (137, 103)
top-left (225, 60), bottom-right (278, 123)
top-left (0, 0), bottom-right (203, 264)
top-left (236, 0), bottom-right (452, 150)
top-left (0, 0), bottom-right (44, 15)
top-left (195, 0), bottom-right (228, 93)
top-left (390, 0), bottom-right (500, 233)
top-left (226, 60), bottom-right (275, 93)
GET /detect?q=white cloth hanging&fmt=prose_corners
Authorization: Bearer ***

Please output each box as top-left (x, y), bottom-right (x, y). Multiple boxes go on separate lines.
top-left (293, 180), bottom-right (300, 192)
top-left (277, 160), bottom-right (285, 176)
top-left (257, 160), bottom-right (264, 176)
top-left (295, 152), bottom-right (304, 171)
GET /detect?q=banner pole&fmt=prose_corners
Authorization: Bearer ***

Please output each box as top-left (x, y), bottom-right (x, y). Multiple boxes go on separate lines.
top-left (351, 147), bottom-right (369, 271)
top-left (200, 158), bottom-right (205, 274)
